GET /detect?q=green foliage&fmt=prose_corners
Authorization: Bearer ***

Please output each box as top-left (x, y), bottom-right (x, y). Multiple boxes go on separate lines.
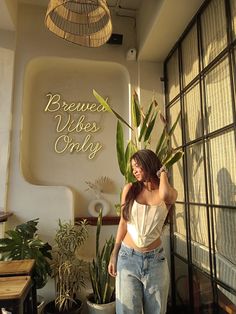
top-left (89, 210), bottom-right (115, 304)
top-left (0, 218), bottom-right (52, 289)
top-left (52, 219), bottom-right (88, 312)
top-left (93, 89), bottom-right (183, 184)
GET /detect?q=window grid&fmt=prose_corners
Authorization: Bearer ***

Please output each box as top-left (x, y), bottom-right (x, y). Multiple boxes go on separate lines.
top-left (164, 0), bottom-right (236, 312)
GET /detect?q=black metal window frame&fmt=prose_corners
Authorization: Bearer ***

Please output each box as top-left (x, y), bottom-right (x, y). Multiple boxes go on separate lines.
top-left (164, 0), bottom-right (236, 312)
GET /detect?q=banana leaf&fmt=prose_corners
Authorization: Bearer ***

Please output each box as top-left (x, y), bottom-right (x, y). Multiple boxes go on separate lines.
top-left (155, 127), bottom-right (167, 156)
top-left (156, 134), bottom-right (170, 162)
top-left (144, 111), bottom-right (158, 142)
top-left (169, 111), bottom-right (181, 136)
top-left (164, 150), bottom-right (184, 169)
top-left (138, 102), bottom-right (154, 141)
top-left (116, 121), bottom-right (126, 176)
top-left (131, 91), bottom-right (141, 128)
top-left (125, 140), bottom-right (137, 183)
top-left (93, 89), bottom-right (133, 130)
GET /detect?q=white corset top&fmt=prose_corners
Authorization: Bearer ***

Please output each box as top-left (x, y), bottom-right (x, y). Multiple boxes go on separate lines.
top-left (127, 200), bottom-right (168, 248)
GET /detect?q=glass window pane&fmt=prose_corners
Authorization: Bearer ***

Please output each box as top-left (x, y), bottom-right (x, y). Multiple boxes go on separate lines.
top-left (174, 257), bottom-right (190, 312)
top-left (204, 57), bottom-right (233, 133)
top-left (182, 24), bottom-right (199, 86)
top-left (186, 143), bottom-right (206, 203)
top-left (174, 203), bottom-right (187, 237)
top-left (172, 158), bottom-right (184, 202)
top-left (216, 257), bottom-right (236, 305)
top-left (174, 204), bottom-right (187, 258)
top-left (190, 205), bottom-right (210, 272)
top-left (214, 206), bottom-right (236, 267)
top-left (201, 0), bottom-right (227, 67)
top-left (218, 286), bottom-right (236, 311)
top-left (167, 49), bottom-right (180, 102)
top-left (207, 131), bottom-right (236, 206)
top-left (168, 100), bottom-right (182, 148)
top-left (184, 83), bottom-right (202, 142)
top-left (174, 233), bottom-right (187, 259)
top-left (230, 0), bottom-right (236, 40)
top-left (193, 269), bottom-right (214, 313)
top-left (190, 206), bottom-right (209, 248)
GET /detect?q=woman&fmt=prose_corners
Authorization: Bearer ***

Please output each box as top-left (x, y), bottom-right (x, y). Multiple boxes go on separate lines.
top-left (108, 149), bottom-right (177, 314)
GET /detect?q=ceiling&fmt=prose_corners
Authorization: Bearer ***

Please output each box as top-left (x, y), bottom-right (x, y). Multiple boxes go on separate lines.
top-left (18, 0), bottom-right (143, 20)
top-left (1, 0), bottom-right (205, 62)
top-left (18, 0), bottom-right (143, 13)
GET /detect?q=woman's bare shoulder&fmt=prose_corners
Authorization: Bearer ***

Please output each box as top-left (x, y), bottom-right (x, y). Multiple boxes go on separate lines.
top-left (123, 182), bottom-right (132, 192)
top-left (121, 183), bottom-right (132, 201)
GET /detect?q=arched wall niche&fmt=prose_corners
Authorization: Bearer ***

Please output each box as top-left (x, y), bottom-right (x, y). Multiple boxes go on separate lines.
top-left (21, 57), bottom-right (130, 217)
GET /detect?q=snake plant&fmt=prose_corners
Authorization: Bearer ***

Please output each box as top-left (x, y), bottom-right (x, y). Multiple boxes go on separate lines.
top-left (89, 210), bottom-right (115, 304)
top-left (93, 89), bottom-right (183, 183)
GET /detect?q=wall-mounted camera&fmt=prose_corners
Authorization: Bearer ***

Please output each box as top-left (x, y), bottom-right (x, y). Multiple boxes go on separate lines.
top-left (126, 48), bottom-right (137, 61)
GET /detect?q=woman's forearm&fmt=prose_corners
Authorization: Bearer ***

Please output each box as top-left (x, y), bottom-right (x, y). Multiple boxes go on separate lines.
top-left (114, 216), bottom-right (127, 247)
top-left (108, 216), bottom-right (127, 277)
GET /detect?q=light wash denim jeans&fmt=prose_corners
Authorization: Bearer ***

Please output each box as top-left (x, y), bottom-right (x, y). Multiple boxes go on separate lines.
top-left (116, 242), bottom-right (170, 314)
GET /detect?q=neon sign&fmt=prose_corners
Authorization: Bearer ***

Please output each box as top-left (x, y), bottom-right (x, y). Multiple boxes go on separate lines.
top-left (44, 93), bottom-right (107, 159)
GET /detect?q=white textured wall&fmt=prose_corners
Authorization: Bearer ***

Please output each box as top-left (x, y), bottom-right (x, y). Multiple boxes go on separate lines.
top-left (1, 2), bottom-right (164, 302)
top-left (0, 29), bottom-right (15, 236)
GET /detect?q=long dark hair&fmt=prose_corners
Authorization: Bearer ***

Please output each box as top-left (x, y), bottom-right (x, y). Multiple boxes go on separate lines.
top-left (122, 149), bottom-right (162, 221)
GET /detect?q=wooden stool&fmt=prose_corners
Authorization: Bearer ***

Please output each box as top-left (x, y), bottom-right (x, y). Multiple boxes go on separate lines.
top-left (0, 276), bottom-right (32, 314)
top-left (0, 260), bottom-right (37, 314)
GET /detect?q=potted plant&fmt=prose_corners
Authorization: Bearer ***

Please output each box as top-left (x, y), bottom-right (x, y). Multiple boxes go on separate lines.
top-left (44, 219), bottom-right (88, 314)
top-left (0, 218), bottom-right (52, 313)
top-left (93, 89), bottom-right (183, 182)
top-left (93, 90), bottom-right (183, 218)
top-left (86, 209), bottom-right (115, 314)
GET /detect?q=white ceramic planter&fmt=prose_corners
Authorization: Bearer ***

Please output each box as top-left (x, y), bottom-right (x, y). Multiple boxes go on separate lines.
top-left (1, 309), bottom-right (11, 314)
top-left (88, 198), bottom-right (110, 217)
top-left (86, 299), bottom-right (115, 314)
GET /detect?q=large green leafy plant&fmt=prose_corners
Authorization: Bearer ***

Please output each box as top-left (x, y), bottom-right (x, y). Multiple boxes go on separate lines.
top-left (93, 90), bottom-right (183, 183)
top-left (0, 218), bottom-right (52, 289)
top-left (89, 210), bottom-right (115, 304)
top-left (51, 219), bottom-right (88, 312)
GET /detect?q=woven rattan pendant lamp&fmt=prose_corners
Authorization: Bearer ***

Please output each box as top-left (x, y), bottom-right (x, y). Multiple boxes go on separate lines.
top-left (45, 0), bottom-right (112, 47)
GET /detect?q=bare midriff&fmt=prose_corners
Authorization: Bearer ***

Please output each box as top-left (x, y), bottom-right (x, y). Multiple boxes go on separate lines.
top-left (123, 232), bottom-right (162, 253)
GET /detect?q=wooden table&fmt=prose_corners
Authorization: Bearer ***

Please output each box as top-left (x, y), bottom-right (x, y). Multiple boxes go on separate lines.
top-left (0, 276), bottom-right (32, 313)
top-left (0, 260), bottom-right (37, 313)
top-left (0, 260), bottom-right (35, 277)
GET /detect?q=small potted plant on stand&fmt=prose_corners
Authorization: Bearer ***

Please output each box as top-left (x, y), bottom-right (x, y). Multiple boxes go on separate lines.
top-left (44, 219), bottom-right (88, 314)
top-left (86, 209), bottom-right (115, 314)
top-left (0, 218), bottom-right (52, 314)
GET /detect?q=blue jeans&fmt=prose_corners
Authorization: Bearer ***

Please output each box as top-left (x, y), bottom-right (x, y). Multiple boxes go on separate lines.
top-left (116, 243), bottom-right (170, 314)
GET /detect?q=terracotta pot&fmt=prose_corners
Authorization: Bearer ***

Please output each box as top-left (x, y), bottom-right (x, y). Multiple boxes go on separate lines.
top-left (44, 299), bottom-right (82, 314)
